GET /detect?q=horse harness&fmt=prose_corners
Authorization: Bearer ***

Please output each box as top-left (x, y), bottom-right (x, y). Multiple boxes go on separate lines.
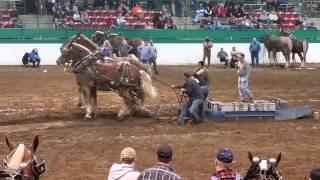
top-left (73, 50), bottom-right (138, 89)
top-left (0, 148), bottom-right (46, 180)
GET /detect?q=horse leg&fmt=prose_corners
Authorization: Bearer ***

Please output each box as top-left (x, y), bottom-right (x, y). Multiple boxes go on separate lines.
top-left (89, 86), bottom-right (97, 118)
top-left (273, 51), bottom-right (277, 66)
top-left (295, 52), bottom-right (303, 68)
top-left (82, 86), bottom-right (94, 120)
top-left (117, 88), bottom-right (135, 120)
top-left (282, 51), bottom-right (289, 68)
top-left (130, 89), bottom-right (154, 117)
top-left (292, 52), bottom-right (296, 68)
top-left (77, 87), bottom-right (85, 108)
top-left (267, 50), bottom-right (272, 66)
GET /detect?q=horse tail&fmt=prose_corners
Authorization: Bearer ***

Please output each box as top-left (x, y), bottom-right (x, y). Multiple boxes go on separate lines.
top-left (288, 38), bottom-right (293, 52)
top-left (139, 70), bottom-right (157, 99)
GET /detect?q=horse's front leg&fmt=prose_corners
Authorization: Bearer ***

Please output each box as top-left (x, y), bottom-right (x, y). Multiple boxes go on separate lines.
top-left (292, 52), bottom-right (296, 68)
top-left (82, 87), bottom-right (94, 120)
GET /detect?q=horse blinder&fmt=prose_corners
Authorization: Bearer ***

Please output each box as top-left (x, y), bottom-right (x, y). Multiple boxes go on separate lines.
top-left (32, 155), bottom-right (46, 177)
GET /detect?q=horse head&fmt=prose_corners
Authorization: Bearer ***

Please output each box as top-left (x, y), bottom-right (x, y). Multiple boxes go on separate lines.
top-left (0, 135), bottom-right (46, 180)
top-left (57, 33), bottom-right (99, 66)
top-left (244, 152), bottom-right (282, 180)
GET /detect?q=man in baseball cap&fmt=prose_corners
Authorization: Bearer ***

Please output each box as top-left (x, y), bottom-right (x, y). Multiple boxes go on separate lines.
top-left (209, 148), bottom-right (242, 180)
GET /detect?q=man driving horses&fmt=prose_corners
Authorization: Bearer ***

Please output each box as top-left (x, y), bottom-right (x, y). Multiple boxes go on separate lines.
top-left (28, 48), bottom-right (41, 68)
top-left (236, 53), bottom-right (254, 103)
top-left (172, 72), bottom-right (203, 126)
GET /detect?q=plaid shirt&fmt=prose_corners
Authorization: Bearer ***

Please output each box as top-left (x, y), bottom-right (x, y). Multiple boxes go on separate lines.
top-left (137, 163), bottom-right (181, 180)
top-left (209, 168), bottom-right (242, 180)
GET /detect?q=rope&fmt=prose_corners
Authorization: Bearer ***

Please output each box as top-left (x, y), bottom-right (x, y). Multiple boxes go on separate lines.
top-left (152, 77), bottom-right (185, 105)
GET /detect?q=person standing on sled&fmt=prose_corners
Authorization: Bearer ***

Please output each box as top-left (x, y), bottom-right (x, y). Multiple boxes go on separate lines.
top-left (172, 72), bottom-right (203, 126)
top-left (193, 61), bottom-right (209, 119)
top-left (236, 53), bottom-right (254, 102)
top-left (28, 48), bottom-right (41, 68)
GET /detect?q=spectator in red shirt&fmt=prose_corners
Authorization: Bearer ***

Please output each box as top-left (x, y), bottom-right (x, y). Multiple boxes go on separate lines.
top-left (131, 3), bottom-right (144, 19)
top-left (216, 4), bottom-right (227, 17)
top-left (209, 148), bottom-right (242, 180)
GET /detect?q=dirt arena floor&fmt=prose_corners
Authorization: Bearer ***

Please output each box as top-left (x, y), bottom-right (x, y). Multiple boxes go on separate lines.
top-left (0, 65), bottom-right (320, 180)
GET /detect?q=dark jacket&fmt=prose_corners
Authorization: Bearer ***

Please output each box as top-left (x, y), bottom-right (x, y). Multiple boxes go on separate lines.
top-left (177, 78), bottom-right (203, 101)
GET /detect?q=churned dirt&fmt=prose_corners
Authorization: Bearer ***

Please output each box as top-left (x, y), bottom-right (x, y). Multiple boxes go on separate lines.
top-left (0, 65), bottom-right (320, 180)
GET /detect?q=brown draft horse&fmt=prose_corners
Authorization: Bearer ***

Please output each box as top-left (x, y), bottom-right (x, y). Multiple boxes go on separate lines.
top-left (57, 34), bottom-right (157, 120)
top-left (0, 135), bottom-right (46, 180)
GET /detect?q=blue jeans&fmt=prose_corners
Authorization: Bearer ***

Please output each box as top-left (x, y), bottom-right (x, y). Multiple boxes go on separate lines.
top-left (178, 98), bottom-right (203, 124)
top-left (238, 77), bottom-right (254, 101)
top-left (194, 13), bottom-right (204, 23)
top-left (251, 53), bottom-right (259, 67)
top-left (200, 85), bottom-right (208, 119)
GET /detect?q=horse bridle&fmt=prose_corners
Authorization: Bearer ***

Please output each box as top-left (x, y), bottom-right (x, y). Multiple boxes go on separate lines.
top-left (244, 158), bottom-right (282, 180)
top-left (1, 147), bottom-right (46, 180)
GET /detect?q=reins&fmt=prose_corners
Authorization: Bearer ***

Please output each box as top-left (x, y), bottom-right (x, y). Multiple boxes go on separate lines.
top-left (151, 77), bottom-right (186, 105)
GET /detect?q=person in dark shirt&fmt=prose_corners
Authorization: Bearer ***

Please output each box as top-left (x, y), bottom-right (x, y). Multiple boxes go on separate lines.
top-left (172, 72), bottom-right (203, 126)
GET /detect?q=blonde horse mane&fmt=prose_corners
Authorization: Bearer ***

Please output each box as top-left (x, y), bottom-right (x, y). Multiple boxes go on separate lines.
top-left (8, 144), bottom-right (25, 170)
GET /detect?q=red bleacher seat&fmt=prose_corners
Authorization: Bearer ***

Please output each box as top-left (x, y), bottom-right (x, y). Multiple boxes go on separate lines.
top-left (87, 10), bottom-right (94, 16)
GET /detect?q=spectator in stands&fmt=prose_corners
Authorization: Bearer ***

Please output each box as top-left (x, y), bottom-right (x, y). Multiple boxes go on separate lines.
top-left (267, 11), bottom-right (279, 29)
top-left (193, 4), bottom-right (205, 23)
top-left (119, 39), bottom-right (132, 57)
top-left (216, 3), bottom-right (227, 17)
top-left (149, 40), bottom-right (158, 75)
top-left (301, 15), bottom-right (312, 29)
top-left (308, 22), bottom-right (317, 30)
top-left (249, 37), bottom-right (261, 68)
top-left (117, 2), bottom-right (129, 16)
top-left (209, 148), bottom-right (242, 180)
top-left (152, 13), bottom-right (164, 29)
top-left (204, 6), bottom-right (213, 17)
top-left (28, 48), bottom-right (41, 68)
top-left (54, 9), bottom-right (67, 28)
top-left (258, 10), bottom-right (268, 23)
top-left (11, 17), bottom-right (24, 28)
top-left (217, 48), bottom-right (229, 68)
top-left (235, 6), bottom-right (244, 18)
top-left (72, 11), bottom-right (81, 22)
top-left (116, 13), bottom-right (127, 29)
top-left (81, 11), bottom-right (91, 24)
top-left (161, 5), bottom-right (170, 19)
top-left (138, 41), bottom-right (152, 64)
top-left (131, 3), bottom-right (144, 21)
top-left (203, 37), bottom-right (213, 68)
top-left (174, 0), bottom-right (183, 17)
top-left (162, 14), bottom-right (177, 29)
top-left (310, 168), bottom-right (320, 180)
top-left (107, 147), bottom-right (140, 180)
top-left (230, 47), bottom-right (239, 68)
top-left (72, 3), bottom-right (78, 12)
top-left (137, 144), bottom-right (181, 180)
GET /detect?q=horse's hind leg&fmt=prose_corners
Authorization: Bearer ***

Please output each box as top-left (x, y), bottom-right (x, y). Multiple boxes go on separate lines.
top-left (292, 52), bottom-right (296, 68)
top-left (297, 52), bottom-right (304, 68)
top-left (77, 87), bottom-right (85, 108)
top-left (118, 89), bottom-right (135, 120)
top-left (131, 89), bottom-right (154, 117)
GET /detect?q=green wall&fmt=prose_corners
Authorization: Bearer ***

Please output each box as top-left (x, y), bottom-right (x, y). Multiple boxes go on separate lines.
top-left (0, 29), bottom-right (319, 43)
